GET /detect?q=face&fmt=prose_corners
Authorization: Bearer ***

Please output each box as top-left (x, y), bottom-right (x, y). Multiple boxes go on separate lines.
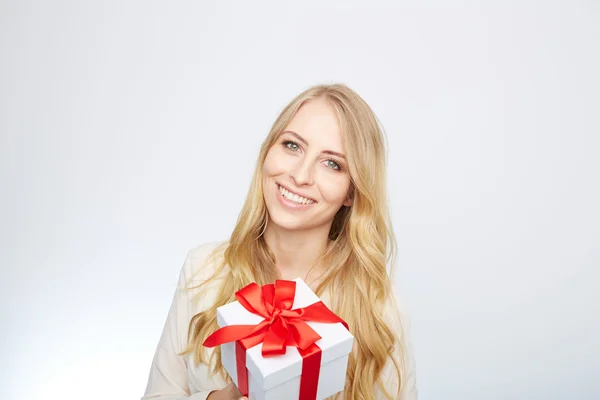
top-left (262, 97), bottom-right (353, 233)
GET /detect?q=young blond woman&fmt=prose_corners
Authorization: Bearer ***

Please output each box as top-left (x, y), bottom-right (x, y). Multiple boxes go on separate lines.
top-left (142, 84), bottom-right (418, 400)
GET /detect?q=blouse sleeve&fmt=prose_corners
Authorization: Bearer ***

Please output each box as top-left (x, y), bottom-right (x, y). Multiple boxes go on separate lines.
top-left (141, 248), bottom-right (219, 400)
top-left (375, 290), bottom-right (418, 400)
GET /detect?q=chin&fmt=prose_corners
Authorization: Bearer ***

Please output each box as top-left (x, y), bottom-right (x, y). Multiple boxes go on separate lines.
top-left (268, 212), bottom-right (309, 231)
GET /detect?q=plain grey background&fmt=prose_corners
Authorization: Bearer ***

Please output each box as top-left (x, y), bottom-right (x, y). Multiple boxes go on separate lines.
top-left (1, 1), bottom-right (599, 399)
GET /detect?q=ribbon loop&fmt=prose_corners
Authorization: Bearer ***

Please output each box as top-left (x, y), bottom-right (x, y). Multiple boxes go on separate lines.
top-left (204, 280), bottom-right (346, 356)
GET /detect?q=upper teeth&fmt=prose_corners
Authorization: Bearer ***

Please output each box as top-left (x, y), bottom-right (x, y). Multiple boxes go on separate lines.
top-left (279, 185), bottom-right (315, 205)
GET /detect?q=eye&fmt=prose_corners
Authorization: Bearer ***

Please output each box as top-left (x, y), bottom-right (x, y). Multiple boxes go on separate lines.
top-left (283, 140), bottom-right (300, 152)
top-left (324, 158), bottom-right (342, 171)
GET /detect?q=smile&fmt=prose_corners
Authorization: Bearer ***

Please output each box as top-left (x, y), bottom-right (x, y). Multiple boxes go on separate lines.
top-left (277, 184), bottom-right (316, 205)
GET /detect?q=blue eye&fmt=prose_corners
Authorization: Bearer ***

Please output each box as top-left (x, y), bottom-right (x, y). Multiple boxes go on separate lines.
top-left (282, 139), bottom-right (343, 171)
top-left (325, 158), bottom-right (342, 171)
top-left (283, 140), bottom-right (300, 152)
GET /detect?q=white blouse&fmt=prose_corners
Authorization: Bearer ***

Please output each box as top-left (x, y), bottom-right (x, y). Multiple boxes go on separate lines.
top-left (142, 242), bottom-right (418, 400)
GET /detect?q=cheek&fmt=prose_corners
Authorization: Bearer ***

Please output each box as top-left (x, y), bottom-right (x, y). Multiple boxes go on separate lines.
top-left (263, 148), bottom-right (294, 176)
top-left (262, 150), bottom-right (280, 176)
top-left (318, 174), bottom-right (351, 203)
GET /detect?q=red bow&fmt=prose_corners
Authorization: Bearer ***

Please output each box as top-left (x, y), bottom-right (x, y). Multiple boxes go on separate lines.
top-left (203, 280), bottom-right (348, 356)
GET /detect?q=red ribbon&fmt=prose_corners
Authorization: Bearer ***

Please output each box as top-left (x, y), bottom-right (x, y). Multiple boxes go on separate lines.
top-left (203, 280), bottom-right (348, 398)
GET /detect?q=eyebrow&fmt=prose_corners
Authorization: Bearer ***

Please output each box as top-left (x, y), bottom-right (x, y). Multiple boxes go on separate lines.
top-left (282, 130), bottom-right (347, 159)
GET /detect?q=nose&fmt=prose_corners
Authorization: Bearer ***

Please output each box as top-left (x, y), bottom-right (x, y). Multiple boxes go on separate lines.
top-left (290, 156), bottom-right (314, 186)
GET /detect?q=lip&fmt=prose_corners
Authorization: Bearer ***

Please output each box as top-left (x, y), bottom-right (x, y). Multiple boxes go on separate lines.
top-left (276, 183), bottom-right (317, 209)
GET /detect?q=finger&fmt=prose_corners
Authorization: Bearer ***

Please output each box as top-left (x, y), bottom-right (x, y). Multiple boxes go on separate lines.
top-left (230, 384), bottom-right (243, 397)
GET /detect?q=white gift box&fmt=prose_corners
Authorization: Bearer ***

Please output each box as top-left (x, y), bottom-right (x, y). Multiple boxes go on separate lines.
top-left (216, 278), bottom-right (354, 400)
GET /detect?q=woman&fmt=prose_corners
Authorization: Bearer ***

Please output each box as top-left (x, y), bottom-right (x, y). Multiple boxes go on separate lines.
top-left (142, 84), bottom-right (418, 399)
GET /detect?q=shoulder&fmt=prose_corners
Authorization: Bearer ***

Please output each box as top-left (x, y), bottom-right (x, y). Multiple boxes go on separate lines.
top-left (178, 240), bottom-right (229, 288)
top-left (185, 241), bottom-right (225, 269)
top-left (175, 241), bottom-right (231, 315)
top-left (386, 287), bottom-right (413, 333)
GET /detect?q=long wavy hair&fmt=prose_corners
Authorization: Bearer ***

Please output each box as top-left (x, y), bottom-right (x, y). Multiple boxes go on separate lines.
top-left (182, 84), bottom-right (405, 399)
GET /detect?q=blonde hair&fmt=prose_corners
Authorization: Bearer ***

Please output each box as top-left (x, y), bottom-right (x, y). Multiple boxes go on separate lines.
top-left (182, 84), bottom-right (405, 399)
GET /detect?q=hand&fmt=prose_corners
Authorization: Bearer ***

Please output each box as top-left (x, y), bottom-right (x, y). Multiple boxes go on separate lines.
top-left (206, 383), bottom-right (247, 400)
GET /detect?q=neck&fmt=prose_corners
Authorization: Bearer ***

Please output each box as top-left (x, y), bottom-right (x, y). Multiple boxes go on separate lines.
top-left (263, 221), bottom-right (331, 284)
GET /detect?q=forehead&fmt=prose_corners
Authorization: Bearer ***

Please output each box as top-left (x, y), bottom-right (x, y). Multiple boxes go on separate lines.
top-left (284, 98), bottom-right (344, 148)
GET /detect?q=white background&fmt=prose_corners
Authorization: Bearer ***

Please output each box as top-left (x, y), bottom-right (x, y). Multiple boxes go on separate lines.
top-left (1, 1), bottom-right (599, 399)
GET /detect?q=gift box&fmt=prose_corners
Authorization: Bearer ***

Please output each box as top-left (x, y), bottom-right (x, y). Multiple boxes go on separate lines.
top-left (203, 278), bottom-right (354, 400)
